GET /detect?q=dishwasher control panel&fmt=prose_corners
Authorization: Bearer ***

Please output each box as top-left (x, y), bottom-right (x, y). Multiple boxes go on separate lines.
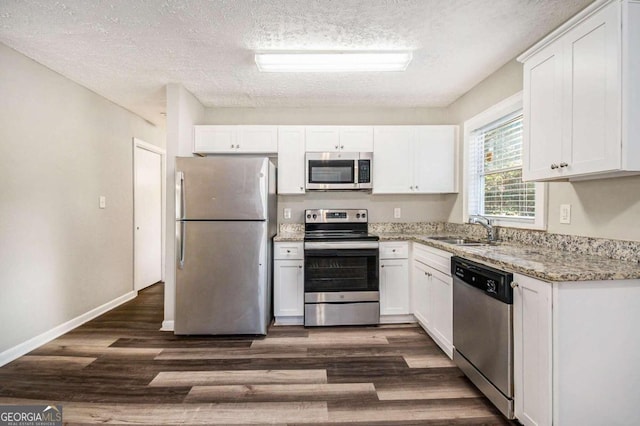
top-left (451, 256), bottom-right (513, 304)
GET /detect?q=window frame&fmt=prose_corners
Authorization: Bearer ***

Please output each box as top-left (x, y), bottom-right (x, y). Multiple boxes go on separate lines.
top-left (463, 91), bottom-right (547, 230)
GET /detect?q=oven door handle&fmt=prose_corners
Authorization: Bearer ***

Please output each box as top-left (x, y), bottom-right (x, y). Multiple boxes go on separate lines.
top-left (304, 249), bottom-right (379, 257)
top-left (304, 241), bottom-right (379, 250)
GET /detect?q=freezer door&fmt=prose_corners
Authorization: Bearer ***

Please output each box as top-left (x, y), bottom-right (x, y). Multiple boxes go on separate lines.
top-left (176, 156), bottom-right (268, 220)
top-left (175, 221), bottom-right (270, 335)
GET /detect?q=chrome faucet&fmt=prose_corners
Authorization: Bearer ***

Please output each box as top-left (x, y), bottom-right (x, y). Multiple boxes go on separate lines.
top-left (469, 214), bottom-right (496, 242)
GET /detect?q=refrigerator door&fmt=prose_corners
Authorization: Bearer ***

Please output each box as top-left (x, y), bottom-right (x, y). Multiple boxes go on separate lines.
top-left (176, 156), bottom-right (268, 220)
top-left (175, 220), bottom-right (270, 335)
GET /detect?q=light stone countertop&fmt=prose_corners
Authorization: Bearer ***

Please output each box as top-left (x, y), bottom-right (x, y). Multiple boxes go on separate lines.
top-left (273, 231), bottom-right (305, 242)
top-left (274, 230), bottom-right (640, 282)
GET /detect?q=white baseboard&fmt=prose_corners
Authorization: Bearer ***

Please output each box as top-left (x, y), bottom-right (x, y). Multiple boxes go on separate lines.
top-left (0, 290), bottom-right (137, 367)
top-left (160, 320), bottom-right (174, 331)
top-left (380, 314), bottom-right (417, 324)
top-left (274, 316), bottom-right (304, 326)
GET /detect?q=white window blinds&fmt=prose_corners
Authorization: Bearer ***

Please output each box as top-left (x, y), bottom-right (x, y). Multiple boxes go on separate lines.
top-left (469, 111), bottom-right (535, 219)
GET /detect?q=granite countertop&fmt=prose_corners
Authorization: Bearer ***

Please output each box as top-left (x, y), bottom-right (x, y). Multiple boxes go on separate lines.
top-left (273, 231), bottom-right (304, 242)
top-left (379, 233), bottom-right (640, 282)
top-left (273, 230), bottom-right (640, 282)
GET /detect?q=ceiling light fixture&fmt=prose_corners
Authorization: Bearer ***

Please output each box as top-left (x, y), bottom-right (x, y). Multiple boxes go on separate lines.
top-left (254, 51), bottom-right (413, 72)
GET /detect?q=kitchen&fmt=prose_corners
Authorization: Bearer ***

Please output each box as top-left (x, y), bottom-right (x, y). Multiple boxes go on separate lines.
top-left (1, 0), bottom-right (640, 425)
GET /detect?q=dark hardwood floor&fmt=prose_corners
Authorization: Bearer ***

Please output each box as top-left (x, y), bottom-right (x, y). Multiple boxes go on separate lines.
top-left (0, 283), bottom-right (513, 425)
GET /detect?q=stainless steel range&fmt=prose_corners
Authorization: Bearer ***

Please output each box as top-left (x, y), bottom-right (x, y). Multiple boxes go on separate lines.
top-left (303, 209), bottom-right (380, 326)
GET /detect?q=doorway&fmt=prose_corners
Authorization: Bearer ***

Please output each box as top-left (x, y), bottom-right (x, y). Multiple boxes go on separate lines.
top-left (133, 138), bottom-right (165, 291)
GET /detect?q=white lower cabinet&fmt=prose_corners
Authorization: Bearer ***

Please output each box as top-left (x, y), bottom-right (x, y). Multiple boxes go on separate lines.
top-left (513, 273), bottom-right (552, 426)
top-left (273, 242), bottom-right (304, 325)
top-left (379, 242), bottom-right (411, 321)
top-left (512, 272), bottom-right (640, 426)
top-left (411, 243), bottom-right (453, 358)
top-left (411, 259), bottom-right (431, 328)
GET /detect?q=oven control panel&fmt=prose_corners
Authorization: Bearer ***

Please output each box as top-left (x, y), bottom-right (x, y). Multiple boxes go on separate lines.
top-left (305, 209), bottom-right (368, 223)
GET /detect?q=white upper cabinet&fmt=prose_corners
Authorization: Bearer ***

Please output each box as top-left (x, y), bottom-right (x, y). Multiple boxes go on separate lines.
top-left (305, 126), bottom-right (373, 152)
top-left (194, 125), bottom-right (278, 154)
top-left (373, 125), bottom-right (457, 194)
top-left (277, 126), bottom-right (306, 195)
top-left (519, 0), bottom-right (640, 181)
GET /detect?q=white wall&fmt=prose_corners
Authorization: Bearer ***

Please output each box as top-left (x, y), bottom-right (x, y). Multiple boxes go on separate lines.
top-left (0, 43), bottom-right (164, 356)
top-left (163, 84), bottom-right (204, 329)
top-left (447, 59), bottom-right (640, 242)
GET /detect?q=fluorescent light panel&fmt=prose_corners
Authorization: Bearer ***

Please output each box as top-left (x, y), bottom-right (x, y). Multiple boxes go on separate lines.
top-left (255, 51), bottom-right (413, 72)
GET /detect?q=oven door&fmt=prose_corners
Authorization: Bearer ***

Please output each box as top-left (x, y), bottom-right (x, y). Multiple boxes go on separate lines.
top-left (304, 241), bottom-right (379, 326)
top-left (304, 242), bottom-right (379, 295)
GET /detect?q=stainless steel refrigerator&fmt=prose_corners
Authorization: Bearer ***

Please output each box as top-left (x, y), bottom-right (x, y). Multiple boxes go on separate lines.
top-left (174, 156), bottom-right (276, 335)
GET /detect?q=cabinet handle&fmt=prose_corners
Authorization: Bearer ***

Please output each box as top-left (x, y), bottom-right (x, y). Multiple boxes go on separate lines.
top-left (550, 163), bottom-right (559, 170)
top-left (511, 282), bottom-right (519, 288)
top-left (299, 186), bottom-right (303, 191)
top-left (410, 186), bottom-right (414, 190)
top-left (392, 249), bottom-right (396, 252)
top-left (559, 162), bottom-right (568, 168)
top-left (381, 265), bottom-right (385, 268)
top-left (335, 145), bottom-right (339, 149)
top-left (298, 265), bottom-right (302, 269)
top-left (286, 250), bottom-right (291, 253)
top-left (340, 145), bottom-right (344, 149)
top-left (237, 144), bottom-right (240, 149)
top-left (415, 185), bottom-right (419, 190)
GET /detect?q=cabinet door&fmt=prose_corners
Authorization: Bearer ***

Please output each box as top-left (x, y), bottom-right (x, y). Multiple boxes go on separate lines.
top-left (305, 126), bottom-right (340, 152)
top-left (513, 273), bottom-right (552, 426)
top-left (277, 126), bottom-right (306, 195)
top-left (274, 260), bottom-right (304, 317)
top-left (193, 125), bottom-right (237, 153)
top-left (562, 2), bottom-right (621, 177)
top-left (523, 43), bottom-right (564, 181)
top-left (238, 126), bottom-right (278, 153)
top-left (380, 259), bottom-right (410, 316)
top-left (411, 260), bottom-right (431, 329)
top-left (372, 126), bottom-right (413, 194)
top-left (429, 267), bottom-right (453, 357)
top-left (413, 126), bottom-right (457, 193)
top-left (340, 126), bottom-right (374, 151)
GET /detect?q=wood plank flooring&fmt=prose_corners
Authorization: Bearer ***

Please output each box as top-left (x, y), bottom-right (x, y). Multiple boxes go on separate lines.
top-left (0, 283), bottom-right (515, 425)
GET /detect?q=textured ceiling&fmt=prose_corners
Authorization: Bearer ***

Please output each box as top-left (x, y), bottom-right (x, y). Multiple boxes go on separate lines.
top-left (0, 0), bottom-right (593, 126)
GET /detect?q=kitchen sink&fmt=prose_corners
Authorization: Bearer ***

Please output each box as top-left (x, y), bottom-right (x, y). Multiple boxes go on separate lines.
top-left (428, 236), bottom-right (495, 246)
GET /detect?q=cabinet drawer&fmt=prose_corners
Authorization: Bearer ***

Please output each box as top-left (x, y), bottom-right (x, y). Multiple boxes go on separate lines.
top-left (274, 242), bottom-right (304, 260)
top-left (413, 243), bottom-right (451, 276)
top-left (380, 242), bottom-right (409, 259)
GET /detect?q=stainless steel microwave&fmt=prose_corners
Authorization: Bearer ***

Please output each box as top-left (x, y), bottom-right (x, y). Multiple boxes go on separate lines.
top-left (305, 152), bottom-right (372, 190)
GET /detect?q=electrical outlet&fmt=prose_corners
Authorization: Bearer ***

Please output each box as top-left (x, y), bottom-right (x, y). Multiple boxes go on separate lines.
top-left (283, 208), bottom-right (291, 219)
top-left (560, 204), bottom-right (571, 224)
top-left (394, 207), bottom-right (401, 219)
top-left (99, 196), bottom-right (106, 209)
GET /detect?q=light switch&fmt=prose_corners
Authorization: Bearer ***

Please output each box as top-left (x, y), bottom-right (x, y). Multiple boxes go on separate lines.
top-left (560, 204), bottom-right (571, 224)
top-left (99, 196), bottom-right (106, 209)
top-left (283, 208), bottom-right (291, 219)
top-left (394, 207), bottom-right (401, 219)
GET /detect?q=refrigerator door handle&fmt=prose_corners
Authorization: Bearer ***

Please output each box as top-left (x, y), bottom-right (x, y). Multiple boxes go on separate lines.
top-left (176, 171), bottom-right (185, 269)
top-left (178, 221), bottom-right (186, 269)
top-left (176, 171), bottom-right (185, 220)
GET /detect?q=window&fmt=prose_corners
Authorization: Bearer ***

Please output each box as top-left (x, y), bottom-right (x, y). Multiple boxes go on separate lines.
top-left (464, 92), bottom-right (546, 229)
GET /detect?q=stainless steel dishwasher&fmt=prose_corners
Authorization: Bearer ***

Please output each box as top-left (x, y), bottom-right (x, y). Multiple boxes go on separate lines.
top-left (451, 256), bottom-right (515, 419)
